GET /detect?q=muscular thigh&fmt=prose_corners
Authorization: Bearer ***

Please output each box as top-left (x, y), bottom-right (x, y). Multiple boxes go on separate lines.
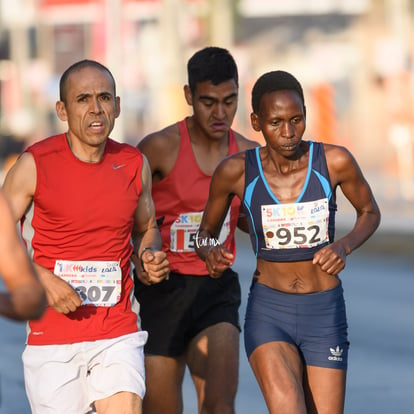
top-left (145, 354), bottom-right (186, 393)
top-left (186, 269), bottom-right (241, 387)
top-left (94, 392), bottom-right (142, 414)
top-left (248, 341), bottom-right (307, 414)
top-left (304, 365), bottom-right (346, 414)
top-left (187, 323), bottom-right (240, 395)
top-left (141, 355), bottom-right (187, 414)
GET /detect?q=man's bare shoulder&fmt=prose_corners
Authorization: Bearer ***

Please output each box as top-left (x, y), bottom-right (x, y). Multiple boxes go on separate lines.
top-left (3, 152), bottom-right (36, 190)
top-left (137, 123), bottom-right (181, 178)
top-left (211, 151), bottom-right (247, 197)
top-left (137, 124), bottom-right (180, 153)
top-left (217, 150), bottom-right (247, 177)
top-left (233, 131), bottom-right (260, 151)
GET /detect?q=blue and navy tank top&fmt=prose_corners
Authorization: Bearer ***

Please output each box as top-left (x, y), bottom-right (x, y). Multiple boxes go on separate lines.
top-left (243, 141), bottom-right (337, 262)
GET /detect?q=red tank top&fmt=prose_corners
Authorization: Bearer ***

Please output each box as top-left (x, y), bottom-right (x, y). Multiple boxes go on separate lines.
top-left (23, 134), bottom-right (143, 345)
top-left (152, 118), bottom-right (241, 275)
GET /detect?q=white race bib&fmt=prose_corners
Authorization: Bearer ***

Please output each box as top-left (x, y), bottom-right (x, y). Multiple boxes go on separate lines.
top-left (261, 198), bottom-right (329, 249)
top-left (170, 210), bottom-right (231, 252)
top-left (54, 260), bottom-right (122, 306)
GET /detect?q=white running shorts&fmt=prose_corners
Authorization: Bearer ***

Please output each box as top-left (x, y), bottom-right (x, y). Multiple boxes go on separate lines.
top-left (22, 331), bottom-right (148, 414)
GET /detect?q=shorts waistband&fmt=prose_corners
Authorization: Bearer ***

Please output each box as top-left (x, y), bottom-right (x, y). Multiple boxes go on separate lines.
top-left (252, 281), bottom-right (343, 306)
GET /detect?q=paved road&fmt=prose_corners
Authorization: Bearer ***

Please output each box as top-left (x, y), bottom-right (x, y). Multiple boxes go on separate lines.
top-left (0, 228), bottom-right (412, 413)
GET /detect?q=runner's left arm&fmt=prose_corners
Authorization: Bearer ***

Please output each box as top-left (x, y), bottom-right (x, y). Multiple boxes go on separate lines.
top-left (313, 145), bottom-right (381, 275)
top-left (196, 155), bottom-right (247, 277)
top-left (132, 155), bottom-right (169, 285)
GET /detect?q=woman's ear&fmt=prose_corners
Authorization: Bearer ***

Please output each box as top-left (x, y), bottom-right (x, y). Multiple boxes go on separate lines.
top-left (250, 112), bottom-right (261, 132)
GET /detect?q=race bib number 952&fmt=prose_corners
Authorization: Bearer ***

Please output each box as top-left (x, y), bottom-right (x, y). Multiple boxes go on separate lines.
top-left (54, 260), bottom-right (122, 306)
top-left (261, 198), bottom-right (329, 249)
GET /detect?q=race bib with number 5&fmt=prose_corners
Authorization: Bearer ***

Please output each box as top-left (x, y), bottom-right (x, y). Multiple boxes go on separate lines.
top-left (170, 210), bottom-right (231, 252)
top-left (54, 260), bottom-right (122, 307)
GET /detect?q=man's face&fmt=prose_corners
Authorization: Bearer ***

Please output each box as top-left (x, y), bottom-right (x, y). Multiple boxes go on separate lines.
top-left (185, 79), bottom-right (238, 140)
top-left (56, 66), bottom-right (120, 152)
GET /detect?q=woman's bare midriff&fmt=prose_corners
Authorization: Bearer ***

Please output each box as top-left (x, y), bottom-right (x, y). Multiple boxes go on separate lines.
top-left (254, 258), bottom-right (340, 294)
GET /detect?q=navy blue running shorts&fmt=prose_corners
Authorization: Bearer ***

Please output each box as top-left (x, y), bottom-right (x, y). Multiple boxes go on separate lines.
top-left (244, 281), bottom-right (349, 369)
top-left (134, 268), bottom-right (241, 356)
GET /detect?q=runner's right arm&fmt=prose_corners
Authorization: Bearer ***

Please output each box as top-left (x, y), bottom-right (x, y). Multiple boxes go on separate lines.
top-left (0, 189), bottom-right (46, 320)
top-left (3, 153), bottom-right (82, 314)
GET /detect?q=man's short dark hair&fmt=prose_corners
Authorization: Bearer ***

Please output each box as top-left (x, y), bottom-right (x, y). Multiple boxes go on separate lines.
top-left (251, 70), bottom-right (305, 113)
top-left (187, 47), bottom-right (238, 93)
top-left (59, 59), bottom-right (116, 103)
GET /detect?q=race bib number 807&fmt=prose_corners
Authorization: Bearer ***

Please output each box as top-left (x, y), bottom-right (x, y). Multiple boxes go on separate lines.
top-left (54, 260), bottom-right (122, 306)
top-left (261, 198), bottom-right (329, 249)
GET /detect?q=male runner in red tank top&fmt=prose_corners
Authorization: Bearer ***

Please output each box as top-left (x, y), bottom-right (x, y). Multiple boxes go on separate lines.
top-left (3, 60), bottom-right (170, 414)
top-left (134, 47), bottom-right (258, 414)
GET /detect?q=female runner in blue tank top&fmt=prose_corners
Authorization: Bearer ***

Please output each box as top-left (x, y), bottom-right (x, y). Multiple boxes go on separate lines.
top-left (196, 70), bottom-right (380, 414)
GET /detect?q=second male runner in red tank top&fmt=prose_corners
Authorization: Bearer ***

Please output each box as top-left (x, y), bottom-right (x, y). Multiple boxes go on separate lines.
top-left (134, 47), bottom-right (258, 414)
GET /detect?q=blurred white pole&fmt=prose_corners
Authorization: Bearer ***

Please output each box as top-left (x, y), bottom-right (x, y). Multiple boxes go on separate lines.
top-left (384, 0), bottom-right (414, 199)
top-left (105, 0), bottom-right (124, 142)
top-left (160, 0), bottom-right (184, 84)
top-left (157, 0), bottom-right (186, 124)
top-left (384, 0), bottom-right (411, 49)
top-left (4, 0), bottom-right (32, 108)
top-left (1, 0), bottom-right (37, 137)
top-left (389, 124), bottom-right (414, 199)
top-left (209, 0), bottom-right (233, 48)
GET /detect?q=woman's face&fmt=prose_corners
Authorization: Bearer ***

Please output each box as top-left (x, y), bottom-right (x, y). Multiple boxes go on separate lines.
top-left (251, 89), bottom-right (306, 157)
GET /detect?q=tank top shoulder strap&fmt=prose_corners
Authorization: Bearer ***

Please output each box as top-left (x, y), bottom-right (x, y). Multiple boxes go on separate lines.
top-left (310, 141), bottom-right (326, 171)
top-left (309, 141), bottom-right (332, 199)
top-left (243, 147), bottom-right (261, 209)
top-left (177, 118), bottom-right (192, 152)
top-left (228, 129), bottom-right (239, 154)
top-left (175, 118), bottom-right (200, 170)
top-left (245, 147), bottom-right (260, 180)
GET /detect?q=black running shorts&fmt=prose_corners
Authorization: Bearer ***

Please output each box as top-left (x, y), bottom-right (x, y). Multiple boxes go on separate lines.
top-left (134, 268), bottom-right (241, 356)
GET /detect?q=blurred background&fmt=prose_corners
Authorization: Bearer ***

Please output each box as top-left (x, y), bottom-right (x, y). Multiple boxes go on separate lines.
top-left (0, 0), bottom-right (413, 216)
top-left (0, 1), bottom-right (413, 413)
